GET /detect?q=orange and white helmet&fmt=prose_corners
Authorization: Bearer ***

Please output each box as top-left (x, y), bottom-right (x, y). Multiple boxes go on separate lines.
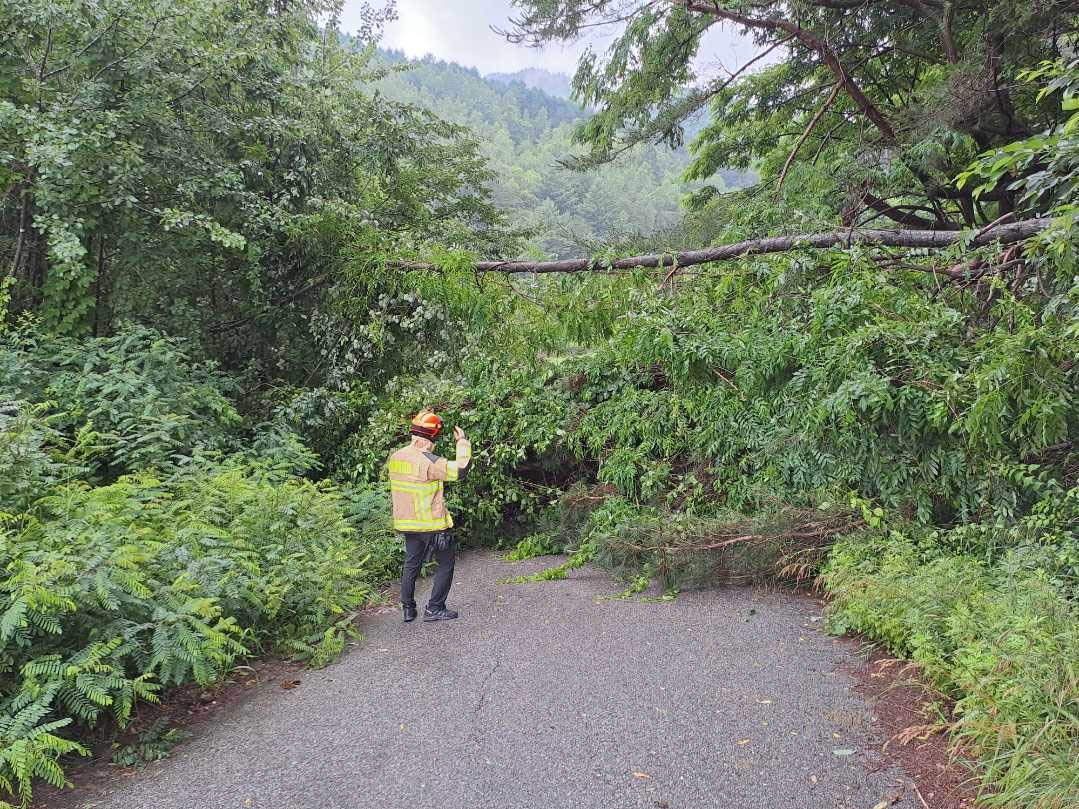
top-left (410, 409), bottom-right (443, 439)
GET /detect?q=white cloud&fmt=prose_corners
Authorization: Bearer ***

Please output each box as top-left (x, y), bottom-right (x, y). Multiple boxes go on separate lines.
top-left (337, 0), bottom-right (580, 74)
top-left (338, 0), bottom-right (762, 78)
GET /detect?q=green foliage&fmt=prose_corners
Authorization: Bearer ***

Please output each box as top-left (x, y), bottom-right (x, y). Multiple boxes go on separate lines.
top-left (498, 247), bottom-right (1071, 525)
top-left (337, 485), bottom-right (402, 584)
top-left (336, 210), bottom-right (1077, 546)
top-left (959, 58), bottom-right (1079, 236)
top-left (0, 326), bottom-right (240, 476)
top-left (507, 2), bottom-right (1075, 231)
top-left (504, 532), bottom-right (565, 561)
top-left (822, 519), bottom-right (1079, 808)
top-left (0, 683), bottom-right (87, 808)
top-left (0, 402), bottom-right (87, 517)
top-left (0, 0), bottom-right (512, 407)
top-left (0, 320), bottom-right (399, 806)
top-left (502, 494), bottom-right (644, 583)
top-left (501, 549), bottom-right (594, 584)
top-left (110, 718), bottom-right (191, 768)
top-left (0, 454), bottom-right (388, 806)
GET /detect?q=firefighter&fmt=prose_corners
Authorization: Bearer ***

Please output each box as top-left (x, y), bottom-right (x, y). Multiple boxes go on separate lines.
top-left (387, 410), bottom-right (472, 623)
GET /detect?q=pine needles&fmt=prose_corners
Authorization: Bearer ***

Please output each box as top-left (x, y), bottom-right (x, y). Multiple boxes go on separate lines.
top-left (591, 506), bottom-right (862, 592)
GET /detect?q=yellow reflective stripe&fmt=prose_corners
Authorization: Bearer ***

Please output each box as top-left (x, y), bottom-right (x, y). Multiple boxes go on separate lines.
top-left (390, 479), bottom-right (439, 493)
top-left (388, 459), bottom-right (414, 475)
top-left (393, 516), bottom-right (453, 530)
top-left (446, 462), bottom-right (459, 482)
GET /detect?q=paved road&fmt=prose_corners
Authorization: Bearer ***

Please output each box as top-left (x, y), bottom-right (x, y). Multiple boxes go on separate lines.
top-left (68, 552), bottom-right (915, 809)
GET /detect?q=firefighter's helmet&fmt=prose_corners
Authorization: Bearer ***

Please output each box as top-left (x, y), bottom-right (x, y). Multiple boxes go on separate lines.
top-left (410, 409), bottom-right (443, 439)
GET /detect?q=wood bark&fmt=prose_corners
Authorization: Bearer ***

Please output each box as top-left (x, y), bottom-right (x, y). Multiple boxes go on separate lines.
top-left (8, 180), bottom-right (45, 310)
top-left (862, 192), bottom-right (960, 230)
top-left (393, 219), bottom-right (1053, 275)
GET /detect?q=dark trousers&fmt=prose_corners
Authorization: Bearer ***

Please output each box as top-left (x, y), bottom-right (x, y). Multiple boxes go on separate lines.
top-left (400, 531), bottom-right (456, 610)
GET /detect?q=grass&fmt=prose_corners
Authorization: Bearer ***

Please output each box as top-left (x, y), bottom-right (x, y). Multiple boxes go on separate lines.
top-left (821, 534), bottom-right (1079, 808)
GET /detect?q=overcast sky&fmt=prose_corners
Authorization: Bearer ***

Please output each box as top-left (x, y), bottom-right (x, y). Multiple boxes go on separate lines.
top-left (338, 0), bottom-right (759, 77)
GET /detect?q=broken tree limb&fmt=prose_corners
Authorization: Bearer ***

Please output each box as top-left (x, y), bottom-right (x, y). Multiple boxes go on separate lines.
top-left (776, 82), bottom-right (842, 195)
top-left (393, 218), bottom-right (1053, 275)
top-left (861, 192), bottom-right (960, 230)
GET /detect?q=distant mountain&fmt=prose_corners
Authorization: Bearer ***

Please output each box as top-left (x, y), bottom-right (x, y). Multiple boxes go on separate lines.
top-left (486, 68), bottom-right (574, 100)
top-left (372, 50), bottom-right (706, 257)
top-left (371, 49), bottom-right (750, 257)
top-left (375, 50), bottom-right (581, 140)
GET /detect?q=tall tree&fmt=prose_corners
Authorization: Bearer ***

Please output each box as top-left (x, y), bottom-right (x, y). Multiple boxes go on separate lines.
top-left (504, 1), bottom-right (1078, 230)
top-left (0, 0), bottom-right (510, 360)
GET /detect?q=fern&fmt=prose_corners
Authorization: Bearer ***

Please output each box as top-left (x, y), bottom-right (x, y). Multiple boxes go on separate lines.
top-left (0, 438), bottom-right (387, 805)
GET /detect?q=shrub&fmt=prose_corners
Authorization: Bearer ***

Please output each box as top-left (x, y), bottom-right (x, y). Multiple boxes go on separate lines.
top-left (337, 484), bottom-right (403, 586)
top-left (0, 458), bottom-right (386, 806)
top-left (822, 528), bottom-right (1079, 808)
top-left (0, 402), bottom-right (90, 516)
top-left (0, 326), bottom-right (241, 477)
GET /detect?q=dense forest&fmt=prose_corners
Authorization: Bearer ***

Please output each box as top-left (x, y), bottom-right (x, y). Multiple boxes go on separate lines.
top-left (486, 67), bottom-right (575, 99)
top-left (373, 49), bottom-right (743, 257)
top-left (0, 1), bottom-right (1077, 807)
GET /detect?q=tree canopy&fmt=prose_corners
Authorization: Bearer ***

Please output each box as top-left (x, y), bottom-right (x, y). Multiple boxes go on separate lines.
top-left (0, 0), bottom-right (512, 347)
top-left (1, 3), bottom-right (1078, 807)
top-left (505, 1), bottom-right (1077, 230)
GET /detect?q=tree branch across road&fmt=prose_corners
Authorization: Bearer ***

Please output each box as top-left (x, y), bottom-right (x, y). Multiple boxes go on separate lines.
top-left (394, 218), bottom-right (1053, 275)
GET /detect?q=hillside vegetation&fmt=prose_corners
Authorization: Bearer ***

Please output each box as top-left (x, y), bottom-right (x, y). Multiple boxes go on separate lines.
top-left (486, 67), bottom-right (574, 99)
top-left (0, 1), bottom-right (1077, 807)
top-left (373, 50), bottom-right (743, 257)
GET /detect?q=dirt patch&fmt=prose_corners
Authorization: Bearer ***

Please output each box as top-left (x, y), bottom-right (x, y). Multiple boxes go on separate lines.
top-left (843, 644), bottom-right (982, 809)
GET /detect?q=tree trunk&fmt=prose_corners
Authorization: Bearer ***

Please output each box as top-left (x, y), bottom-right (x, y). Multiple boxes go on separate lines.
top-left (394, 219), bottom-right (1053, 275)
top-left (8, 183), bottom-right (45, 311)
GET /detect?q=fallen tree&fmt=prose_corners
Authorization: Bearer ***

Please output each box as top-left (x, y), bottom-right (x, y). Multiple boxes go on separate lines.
top-left (592, 506), bottom-right (866, 589)
top-left (397, 218), bottom-right (1053, 274)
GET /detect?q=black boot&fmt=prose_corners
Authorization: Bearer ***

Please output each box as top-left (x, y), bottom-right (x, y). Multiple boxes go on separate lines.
top-left (423, 606), bottom-right (458, 622)
top-left (403, 604), bottom-right (418, 623)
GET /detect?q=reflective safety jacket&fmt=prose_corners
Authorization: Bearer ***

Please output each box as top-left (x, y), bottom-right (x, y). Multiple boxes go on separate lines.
top-left (387, 437), bottom-right (472, 532)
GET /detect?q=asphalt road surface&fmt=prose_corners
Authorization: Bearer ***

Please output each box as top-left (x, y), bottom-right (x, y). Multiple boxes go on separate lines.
top-left (65, 551), bottom-right (916, 809)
